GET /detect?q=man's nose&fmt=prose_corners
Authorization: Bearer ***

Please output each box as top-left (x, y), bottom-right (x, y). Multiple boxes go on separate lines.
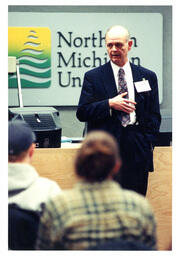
top-left (112, 45), bottom-right (117, 51)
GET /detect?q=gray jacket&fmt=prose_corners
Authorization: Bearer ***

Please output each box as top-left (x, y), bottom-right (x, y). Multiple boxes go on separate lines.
top-left (8, 163), bottom-right (61, 213)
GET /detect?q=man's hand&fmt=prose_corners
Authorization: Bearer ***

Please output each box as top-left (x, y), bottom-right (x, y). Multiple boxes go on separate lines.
top-left (109, 92), bottom-right (136, 113)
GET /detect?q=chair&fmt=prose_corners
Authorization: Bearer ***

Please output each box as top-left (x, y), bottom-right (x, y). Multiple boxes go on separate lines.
top-left (8, 204), bottom-right (40, 250)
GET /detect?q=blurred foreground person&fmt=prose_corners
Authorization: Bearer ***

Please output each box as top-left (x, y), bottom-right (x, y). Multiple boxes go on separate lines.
top-left (36, 131), bottom-right (157, 250)
top-left (8, 120), bottom-right (61, 213)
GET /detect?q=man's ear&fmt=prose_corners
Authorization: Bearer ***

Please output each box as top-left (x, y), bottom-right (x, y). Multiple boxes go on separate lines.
top-left (112, 160), bottom-right (122, 176)
top-left (128, 40), bottom-right (133, 51)
top-left (29, 143), bottom-right (36, 159)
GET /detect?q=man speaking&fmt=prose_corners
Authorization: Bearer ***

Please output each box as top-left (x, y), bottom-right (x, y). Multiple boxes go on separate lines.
top-left (76, 25), bottom-right (161, 196)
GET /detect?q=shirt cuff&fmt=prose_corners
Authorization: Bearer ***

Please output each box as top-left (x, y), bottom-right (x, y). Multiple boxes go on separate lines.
top-left (109, 108), bottom-right (112, 116)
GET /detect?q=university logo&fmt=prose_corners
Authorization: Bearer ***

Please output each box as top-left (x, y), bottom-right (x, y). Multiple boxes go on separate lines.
top-left (8, 27), bottom-right (51, 88)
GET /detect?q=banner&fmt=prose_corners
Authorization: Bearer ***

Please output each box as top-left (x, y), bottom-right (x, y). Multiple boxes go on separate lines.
top-left (8, 12), bottom-right (163, 106)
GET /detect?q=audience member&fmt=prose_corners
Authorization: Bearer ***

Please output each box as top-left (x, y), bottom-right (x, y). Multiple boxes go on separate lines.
top-left (36, 131), bottom-right (157, 250)
top-left (8, 120), bottom-right (61, 214)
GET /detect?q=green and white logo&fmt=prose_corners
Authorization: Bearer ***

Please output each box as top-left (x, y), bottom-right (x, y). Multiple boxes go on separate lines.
top-left (8, 27), bottom-right (51, 88)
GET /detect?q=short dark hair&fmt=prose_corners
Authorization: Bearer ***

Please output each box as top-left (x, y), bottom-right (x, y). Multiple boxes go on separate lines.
top-left (75, 131), bottom-right (121, 182)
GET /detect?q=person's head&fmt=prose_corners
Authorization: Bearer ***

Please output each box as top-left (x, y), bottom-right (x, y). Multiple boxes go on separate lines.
top-left (8, 120), bottom-right (36, 163)
top-left (75, 131), bottom-right (121, 182)
top-left (105, 25), bottom-right (133, 67)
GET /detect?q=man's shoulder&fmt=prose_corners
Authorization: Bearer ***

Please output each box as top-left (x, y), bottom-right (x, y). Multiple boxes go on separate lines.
top-left (121, 188), bottom-right (153, 212)
top-left (46, 187), bottom-right (83, 215)
top-left (130, 63), bottom-right (156, 77)
top-left (85, 62), bottom-right (110, 76)
top-left (37, 176), bottom-right (61, 193)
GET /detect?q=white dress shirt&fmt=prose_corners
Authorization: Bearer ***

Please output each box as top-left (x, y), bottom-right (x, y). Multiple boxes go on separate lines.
top-left (110, 61), bottom-right (136, 125)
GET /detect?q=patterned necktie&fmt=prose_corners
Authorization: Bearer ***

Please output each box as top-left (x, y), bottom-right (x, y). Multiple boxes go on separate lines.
top-left (118, 68), bottom-right (130, 127)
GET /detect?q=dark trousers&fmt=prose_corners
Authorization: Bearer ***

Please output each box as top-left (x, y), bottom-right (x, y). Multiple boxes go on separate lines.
top-left (113, 161), bottom-right (149, 196)
top-left (113, 125), bottom-right (150, 196)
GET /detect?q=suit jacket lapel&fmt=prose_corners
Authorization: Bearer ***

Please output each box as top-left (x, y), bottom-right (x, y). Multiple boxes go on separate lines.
top-left (101, 62), bottom-right (144, 104)
top-left (130, 63), bottom-right (144, 104)
top-left (101, 62), bottom-right (118, 98)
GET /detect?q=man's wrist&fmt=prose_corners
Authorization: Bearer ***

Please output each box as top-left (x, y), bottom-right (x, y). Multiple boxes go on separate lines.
top-left (109, 98), bottom-right (113, 108)
top-left (108, 99), bottom-right (113, 116)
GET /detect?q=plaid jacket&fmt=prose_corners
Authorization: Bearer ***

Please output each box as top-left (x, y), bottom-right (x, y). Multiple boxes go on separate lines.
top-left (36, 180), bottom-right (157, 250)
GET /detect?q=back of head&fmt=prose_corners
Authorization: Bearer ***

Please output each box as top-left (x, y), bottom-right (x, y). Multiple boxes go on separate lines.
top-left (75, 131), bottom-right (121, 182)
top-left (8, 120), bottom-right (36, 162)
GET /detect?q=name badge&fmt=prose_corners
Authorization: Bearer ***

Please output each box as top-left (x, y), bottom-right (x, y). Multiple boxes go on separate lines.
top-left (134, 80), bottom-right (151, 93)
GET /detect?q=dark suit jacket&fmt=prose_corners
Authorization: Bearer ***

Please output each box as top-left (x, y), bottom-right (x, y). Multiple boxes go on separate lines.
top-left (76, 62), bottom-right (161, 171)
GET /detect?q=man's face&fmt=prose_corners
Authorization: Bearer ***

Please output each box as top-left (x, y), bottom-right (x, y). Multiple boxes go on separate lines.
top-left (106, 29), bottom-right (132, 67)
